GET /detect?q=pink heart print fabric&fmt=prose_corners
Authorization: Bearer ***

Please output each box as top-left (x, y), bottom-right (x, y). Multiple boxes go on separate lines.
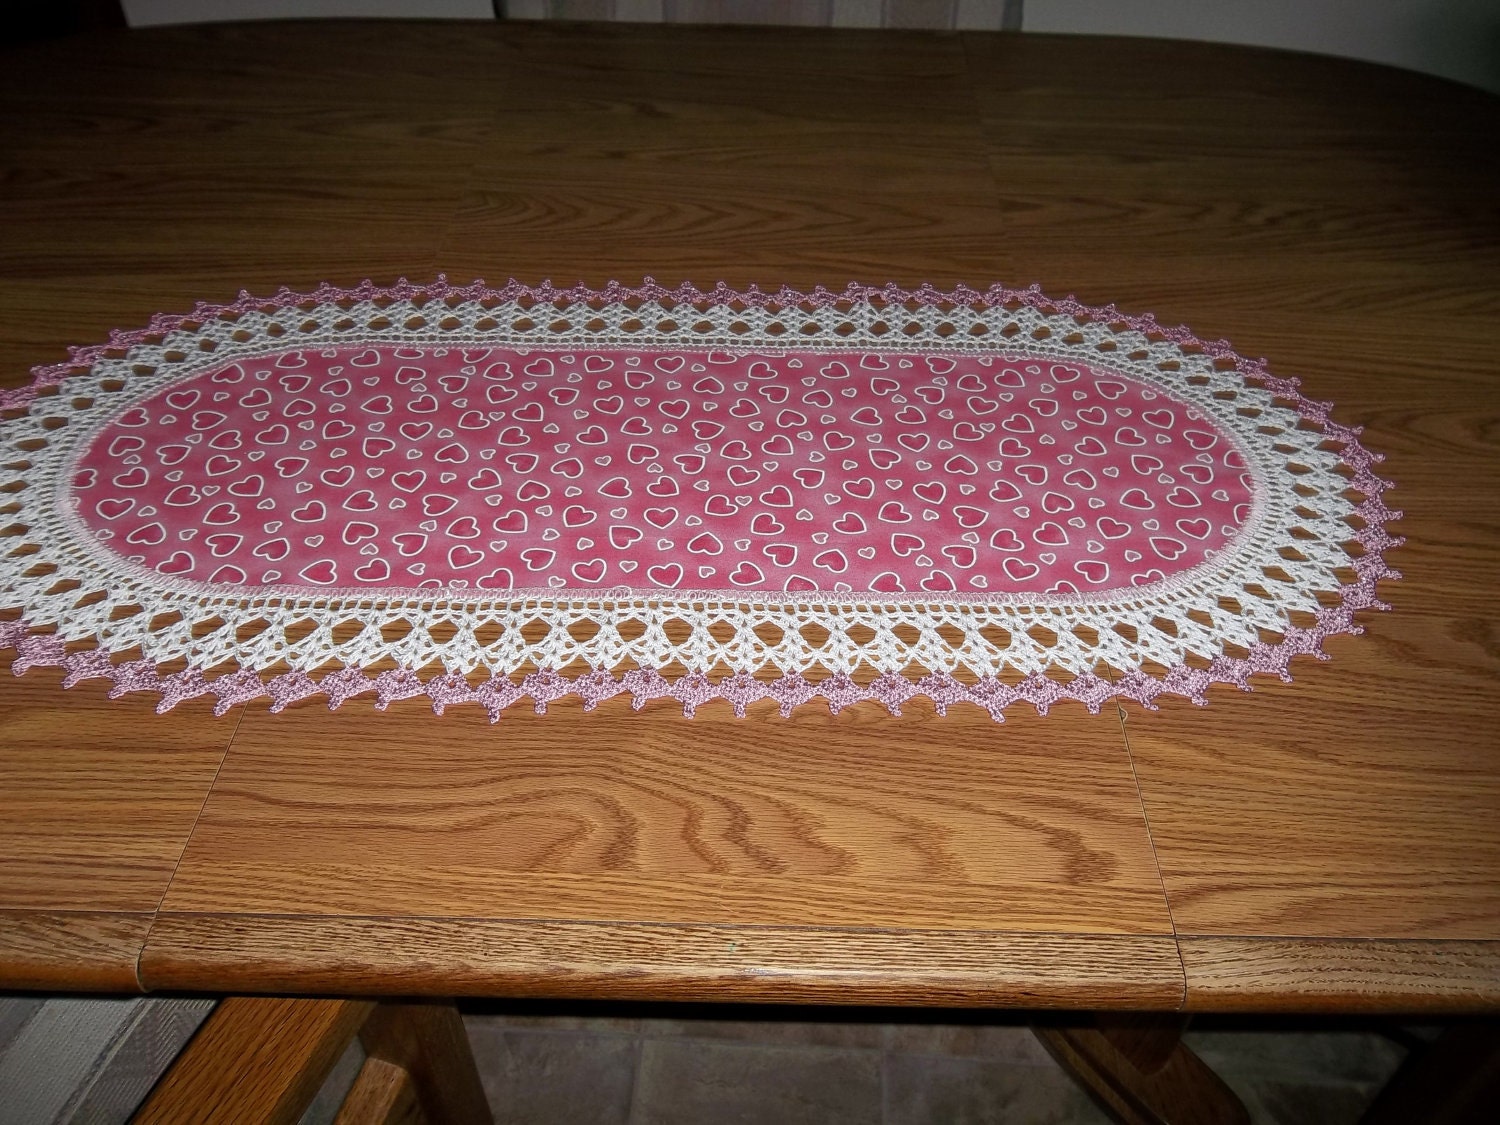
top-left (74, 346), bottom-right (1252, 597)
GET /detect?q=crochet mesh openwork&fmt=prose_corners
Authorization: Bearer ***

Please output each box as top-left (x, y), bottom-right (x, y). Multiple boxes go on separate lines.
top-left (0, 279), bottom-right (1403, 721)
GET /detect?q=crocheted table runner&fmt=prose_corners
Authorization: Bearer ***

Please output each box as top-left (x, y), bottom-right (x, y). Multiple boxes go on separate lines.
top-left (0, 280), bottom-right (1402, 721)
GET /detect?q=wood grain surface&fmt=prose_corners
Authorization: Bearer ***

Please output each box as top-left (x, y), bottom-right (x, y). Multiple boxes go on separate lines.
top-left (139, 914), bottom-right (1185, 1009)
top-left (356, 1002), bottom-right (493, 1125)
top-left (1178, 938), bottom-right (1500, 1014)
top-left (132, 996), bottom-right (374, 1125)
top-left (1, 19), bottom-right (1498, 1008)
top-left (0, 909), bottom-right (151, 992)
top-left (333, 1059), bottom-right (421, 1125)
top-left (158, 699), bottom-right (1171, 935)
top-left (0, 657), bottom-right (235, 915)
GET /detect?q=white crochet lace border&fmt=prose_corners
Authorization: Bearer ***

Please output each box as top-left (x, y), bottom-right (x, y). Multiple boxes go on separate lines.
top-left (0, 279), bottom-right (1403, 721)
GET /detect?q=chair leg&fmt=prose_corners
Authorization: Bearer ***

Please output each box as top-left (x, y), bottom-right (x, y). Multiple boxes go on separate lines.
top-left (132, 996), bottom-right (491, 1125)
top-left (132, 996), bottom-right (375, 1125)
top-left (1034, 1014), bottom-right (1250, 1125)
top-left (335, 1056), bottom-right (424, 1125)
top-left (357, 1002), bottom-right (493, 1125)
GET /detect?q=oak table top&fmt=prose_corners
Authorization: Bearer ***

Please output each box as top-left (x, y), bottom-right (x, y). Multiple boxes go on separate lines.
top-left (2, 19), bottom-right (1498, 1013)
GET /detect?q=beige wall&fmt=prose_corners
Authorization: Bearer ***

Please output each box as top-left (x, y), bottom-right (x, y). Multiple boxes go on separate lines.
top-left (123, 1), bottom-right (1018, 31)
top-left (125, 0), bottom-right (494, 24)
top-left (1027, 0), bottom-right (1500, 94)
top-left (123, 0), bottom-right (1500, 92)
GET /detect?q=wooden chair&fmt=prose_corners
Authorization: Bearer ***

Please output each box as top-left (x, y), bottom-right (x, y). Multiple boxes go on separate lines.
top-left (132, 998), bottom-right (492, 1125)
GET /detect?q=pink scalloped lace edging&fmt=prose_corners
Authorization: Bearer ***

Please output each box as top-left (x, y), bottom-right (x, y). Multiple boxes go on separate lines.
top-left (1, 275), bottom-right (1277, 414)
top-left (0, 278), bottom-right (1404, 722)
top-left (0, 566), bottom-right (1396, 722)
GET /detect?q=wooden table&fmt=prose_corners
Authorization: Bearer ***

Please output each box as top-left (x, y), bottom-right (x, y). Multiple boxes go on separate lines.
top-left (2, 19), bottom-right (1498, 1027)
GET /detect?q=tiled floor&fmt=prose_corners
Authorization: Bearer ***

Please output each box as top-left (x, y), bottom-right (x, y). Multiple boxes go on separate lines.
top-left (0, 993), bottom-right (1421, 1125)
top-left (459, 1003), bottom-right (1416, 1124)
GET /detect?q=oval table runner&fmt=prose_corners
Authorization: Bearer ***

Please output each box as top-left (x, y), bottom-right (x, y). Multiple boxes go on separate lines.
top-left (0, 280), bottom-right (1402, 721)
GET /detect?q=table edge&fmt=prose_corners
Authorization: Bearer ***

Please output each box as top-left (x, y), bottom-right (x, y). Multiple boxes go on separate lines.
top-left (138, 912), bottom-right (1186, 1010)
top-left (0, 909), bottom-right (150, 992)
top-left (1179, 936), bottom-right (1500, 1014)
top-left (9, 911), bottom-right (1500, 1013)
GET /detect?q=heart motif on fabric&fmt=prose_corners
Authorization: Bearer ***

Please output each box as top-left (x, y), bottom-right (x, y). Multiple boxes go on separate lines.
top-left (70, 339), bottom-right (1248, 603)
